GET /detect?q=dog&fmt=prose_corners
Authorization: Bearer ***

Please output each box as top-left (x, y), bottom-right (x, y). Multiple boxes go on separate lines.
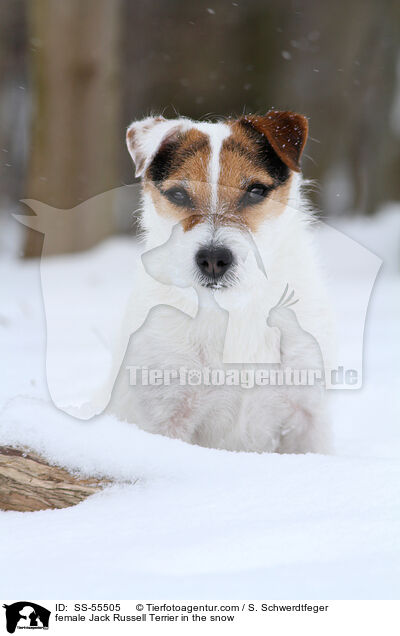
top-left (106, 111), bottom-right (333, 453)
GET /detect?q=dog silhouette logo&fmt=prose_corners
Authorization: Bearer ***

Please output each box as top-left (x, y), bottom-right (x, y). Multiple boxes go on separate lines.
top-left (2, 602), bottom-right (50, 633)
top-left (15, 185), bottom-right (382, 416)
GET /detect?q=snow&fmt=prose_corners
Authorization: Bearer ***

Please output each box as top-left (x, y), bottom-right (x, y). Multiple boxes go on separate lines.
top-left (0, 211), bottom-right (399, 600)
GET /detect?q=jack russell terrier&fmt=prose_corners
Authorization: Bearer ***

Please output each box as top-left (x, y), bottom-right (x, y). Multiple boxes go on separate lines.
top-left (105, 111), bottom-right (333, 453)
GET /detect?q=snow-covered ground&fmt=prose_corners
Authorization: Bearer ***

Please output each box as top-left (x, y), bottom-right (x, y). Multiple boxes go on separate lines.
top-left (0, 208), bottom-right (399, 600)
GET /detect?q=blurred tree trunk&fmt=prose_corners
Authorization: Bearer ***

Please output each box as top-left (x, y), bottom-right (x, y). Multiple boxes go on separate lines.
top-left (240, 0), bottom-right (400, 217)
top-left (24, 0), bottom-right (121, 257)
top-left (0, 0), bottom-right (28, 210)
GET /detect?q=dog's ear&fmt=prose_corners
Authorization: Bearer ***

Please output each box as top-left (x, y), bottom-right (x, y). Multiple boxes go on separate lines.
top-left (241, 111), bottom-right (308, 172)
top-left (126, 116), bottom-right (187, 178)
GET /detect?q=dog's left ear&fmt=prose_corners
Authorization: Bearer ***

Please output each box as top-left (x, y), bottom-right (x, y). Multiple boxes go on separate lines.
top-left (126, 116), bottom-right (186, 178)
top-left (242, 111), bottom-right (308, 172)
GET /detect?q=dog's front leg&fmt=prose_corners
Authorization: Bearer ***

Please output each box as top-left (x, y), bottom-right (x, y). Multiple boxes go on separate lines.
top-left (113, 378), bottom-right (203, 444)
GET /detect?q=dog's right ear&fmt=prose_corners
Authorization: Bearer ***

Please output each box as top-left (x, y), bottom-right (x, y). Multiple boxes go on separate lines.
top-left (126, 116), bottom-right (187, 178)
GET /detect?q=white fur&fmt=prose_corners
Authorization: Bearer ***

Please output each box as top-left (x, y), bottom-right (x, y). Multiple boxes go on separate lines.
top-left (106, 117), bottom-right (333, 453)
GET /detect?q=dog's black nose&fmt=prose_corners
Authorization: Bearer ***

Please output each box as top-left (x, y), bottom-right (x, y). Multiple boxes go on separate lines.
top-left (195, 246), bottom-right (233, 280)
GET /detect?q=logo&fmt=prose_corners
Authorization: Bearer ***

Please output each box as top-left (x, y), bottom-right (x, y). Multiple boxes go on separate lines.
top-left (2, 603), bottom-right (50, 633)
top-left (14, 185), bottom-right (381, 418)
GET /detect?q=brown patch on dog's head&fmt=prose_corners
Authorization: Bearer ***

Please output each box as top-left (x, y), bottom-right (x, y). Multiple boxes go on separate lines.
top-left (127, 111), bottom-right (308, 234)
top-left (147, 128), bottom-right (210, 187)
top-left (216, 111), bottom-right (308, 232)
top-left (144, 127), bottom-right (212, 224)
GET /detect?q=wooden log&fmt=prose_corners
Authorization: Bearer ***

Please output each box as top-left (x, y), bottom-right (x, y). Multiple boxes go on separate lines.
top-left (0, 446), bottom-right (110, 512)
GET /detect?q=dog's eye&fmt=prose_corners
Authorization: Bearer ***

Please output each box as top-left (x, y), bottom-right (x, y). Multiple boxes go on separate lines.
top-left (164, 186), bottom-right (192, 207)
top-left (242, 183), bottom-right (271, 207)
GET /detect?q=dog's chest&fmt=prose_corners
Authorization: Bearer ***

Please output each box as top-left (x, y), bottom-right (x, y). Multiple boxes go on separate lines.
top-left (111, 291), bottom-right (326, 452)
